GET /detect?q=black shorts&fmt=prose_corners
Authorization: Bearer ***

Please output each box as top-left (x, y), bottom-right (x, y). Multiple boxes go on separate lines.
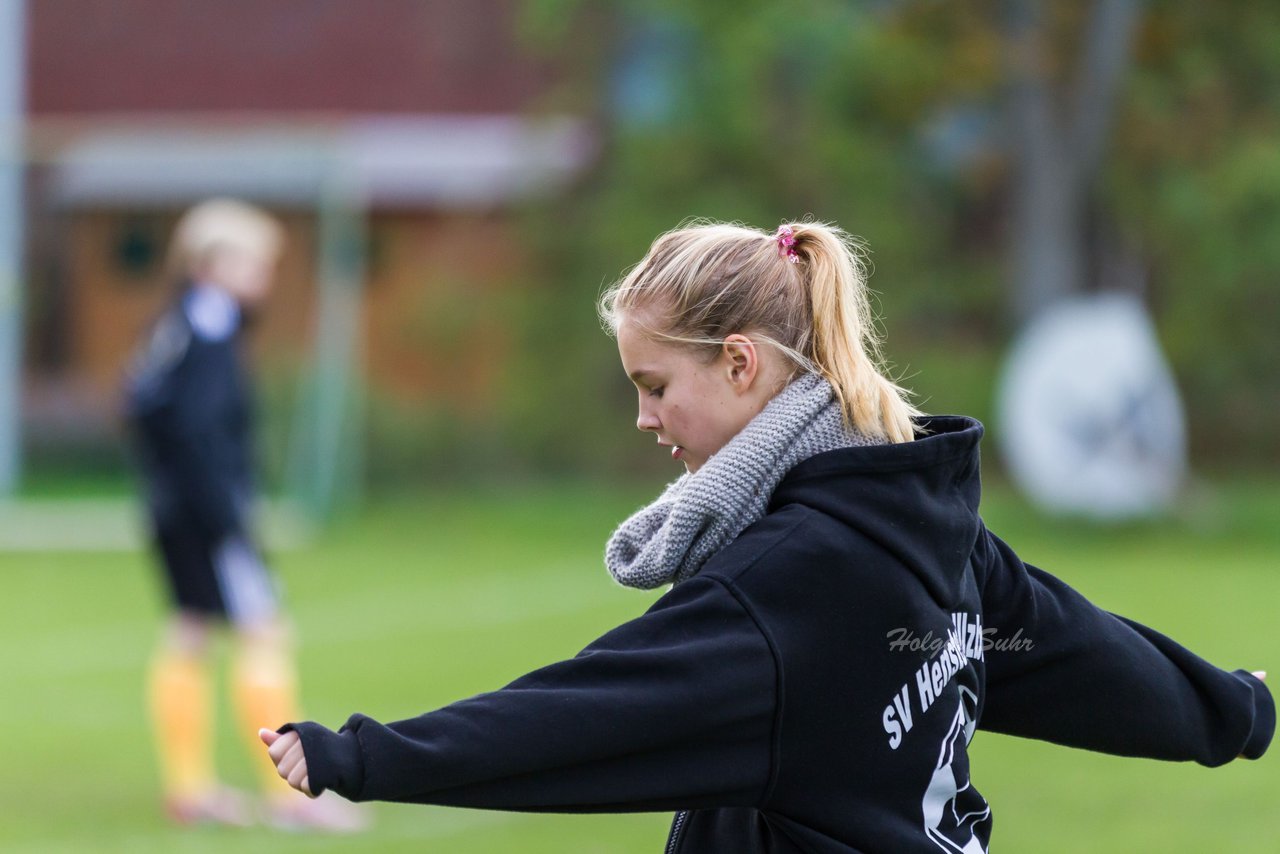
top-left (150, 502), bottom-right (280, 626)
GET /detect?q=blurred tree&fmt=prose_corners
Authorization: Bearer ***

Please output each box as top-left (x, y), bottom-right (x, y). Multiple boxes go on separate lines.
top-left (498, 0), bottom-right (1280, 476)
top-left (1108, 1), bottom-right (1280, 461)
top-left (1004, 0), bottom-right (1144, 321)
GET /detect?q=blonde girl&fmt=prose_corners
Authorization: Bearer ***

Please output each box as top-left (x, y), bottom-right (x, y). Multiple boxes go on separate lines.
top-left (261, 219), bottom-right (1271, 853)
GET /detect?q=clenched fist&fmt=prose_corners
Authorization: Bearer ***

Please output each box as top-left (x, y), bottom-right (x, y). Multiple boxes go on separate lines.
top-left (260, 728), bottom-right (316, 797)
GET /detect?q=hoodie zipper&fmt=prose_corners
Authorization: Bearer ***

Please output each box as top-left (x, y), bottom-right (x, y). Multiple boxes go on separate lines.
top-left (665, 810), bottom-right (689, 854)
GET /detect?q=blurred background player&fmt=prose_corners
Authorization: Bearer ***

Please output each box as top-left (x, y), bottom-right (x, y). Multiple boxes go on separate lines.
top-left (124, 198), bottom-right (364, 831)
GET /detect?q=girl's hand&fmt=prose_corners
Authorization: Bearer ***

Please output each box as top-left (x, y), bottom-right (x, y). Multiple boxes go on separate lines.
top-left (259, 728), bottom-right (316, 797)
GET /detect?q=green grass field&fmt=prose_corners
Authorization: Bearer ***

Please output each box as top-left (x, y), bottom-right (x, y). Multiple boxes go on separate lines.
top-left (1, 476), bottom-right (1277, 852)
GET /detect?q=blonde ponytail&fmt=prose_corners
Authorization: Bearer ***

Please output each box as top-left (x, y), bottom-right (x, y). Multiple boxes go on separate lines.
top-left (790, 222), bottom-right (921, 443)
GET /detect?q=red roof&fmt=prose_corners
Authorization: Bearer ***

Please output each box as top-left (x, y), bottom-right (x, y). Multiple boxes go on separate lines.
top-left (28, 0), bottom-right (556, 115)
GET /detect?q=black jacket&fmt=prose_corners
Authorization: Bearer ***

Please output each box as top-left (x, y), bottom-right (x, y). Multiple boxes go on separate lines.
top-left (286, 416), bottom-right (1273, 853)
top-left (124, 284), bottom-right (254, 538)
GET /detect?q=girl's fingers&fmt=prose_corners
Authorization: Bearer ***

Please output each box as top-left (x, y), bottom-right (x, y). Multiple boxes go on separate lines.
top-left (259, 727), bottom-right (312, 794)
top-left (1252, 670), bottom-right (1267, 681)
top-left (276, 750), bottom-right (297, 779)
top-left (287, 760), bottom-right (309, 791)
top-left (280, 744), bottom-right (306, 777)
top-left (285, 740), bottom-right (307, 771)
top-left (267, 730), bottom-right (299, 762)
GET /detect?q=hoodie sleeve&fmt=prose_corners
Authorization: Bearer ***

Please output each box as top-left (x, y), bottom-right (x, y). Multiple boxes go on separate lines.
top-left (974, 523), bottom-right (1274, 766)
top-left (281, 575), bottom-right (778, 811)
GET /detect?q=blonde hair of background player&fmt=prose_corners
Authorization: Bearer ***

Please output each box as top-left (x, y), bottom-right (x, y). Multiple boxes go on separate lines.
top-left (167, 197), bottom-right (284, 306)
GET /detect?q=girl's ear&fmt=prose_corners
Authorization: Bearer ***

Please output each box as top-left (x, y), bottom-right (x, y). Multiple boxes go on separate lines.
top-left (721, 334), bottom-right (759, 393)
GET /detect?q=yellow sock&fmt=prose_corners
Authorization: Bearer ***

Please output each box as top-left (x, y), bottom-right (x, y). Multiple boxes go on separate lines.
top-left (230, 639), bottom-right (301, 795)
top-left (148, 650), bottom-right (215, 801)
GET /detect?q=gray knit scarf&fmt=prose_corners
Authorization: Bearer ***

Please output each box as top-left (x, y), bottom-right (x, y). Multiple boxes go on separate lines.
top-left (605, 373), bottom-right (883, 590)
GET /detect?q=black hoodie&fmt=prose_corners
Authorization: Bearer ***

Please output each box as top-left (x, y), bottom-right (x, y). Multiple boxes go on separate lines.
top-left (125, 284), bottom-right (254, 540)
top-left (284, 416), bottom-right (1273, 853)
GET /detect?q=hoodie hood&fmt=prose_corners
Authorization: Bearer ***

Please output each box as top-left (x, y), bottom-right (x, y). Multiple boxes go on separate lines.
top-left (768, 415), bottom-right (985, 608)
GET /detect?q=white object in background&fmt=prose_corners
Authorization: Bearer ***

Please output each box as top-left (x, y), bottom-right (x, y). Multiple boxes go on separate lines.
top-left (996, 293), bottom-right (1187, 519)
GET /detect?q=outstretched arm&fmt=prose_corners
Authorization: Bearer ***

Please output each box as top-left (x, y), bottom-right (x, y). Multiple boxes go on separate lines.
top-left (975, 524), bottom-right (1274, 766)
top-left (259, 576), bottom-right (778, 812)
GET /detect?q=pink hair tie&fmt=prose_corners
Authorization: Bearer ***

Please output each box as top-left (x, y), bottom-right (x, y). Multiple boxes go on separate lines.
top-left (776, 225), bottom-right (800, 264)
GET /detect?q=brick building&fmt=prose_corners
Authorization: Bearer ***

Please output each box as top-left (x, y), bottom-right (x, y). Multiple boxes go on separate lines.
top-left (21, 0), bottom-right (593, 459)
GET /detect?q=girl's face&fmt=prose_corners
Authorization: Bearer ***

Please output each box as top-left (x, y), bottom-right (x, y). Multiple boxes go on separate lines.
top-left (617, 313), bottom-right (782, 473)
top-left (199, 245), bottom-right (280, 308)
